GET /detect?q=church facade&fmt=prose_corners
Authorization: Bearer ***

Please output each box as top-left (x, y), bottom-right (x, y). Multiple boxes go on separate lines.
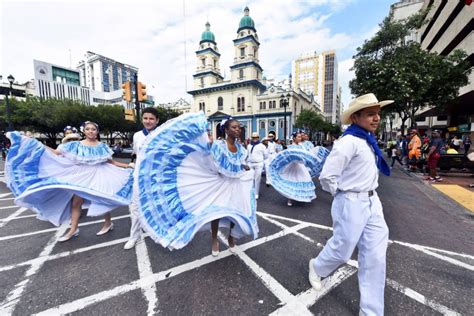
top-left (188, 7), bottom-right (321, 141)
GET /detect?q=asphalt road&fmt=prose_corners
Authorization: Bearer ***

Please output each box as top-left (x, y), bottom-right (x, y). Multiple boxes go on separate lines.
top-left (0, 165), bottom-right (472, 315)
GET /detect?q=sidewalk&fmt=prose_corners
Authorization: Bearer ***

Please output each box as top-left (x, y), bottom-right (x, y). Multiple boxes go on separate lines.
top-left (400, 167), bottom-right (474, 212)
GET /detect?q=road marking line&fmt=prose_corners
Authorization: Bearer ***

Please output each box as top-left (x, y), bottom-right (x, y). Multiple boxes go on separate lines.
top-left (34, 224), bottom-right (308, 314)
top-left (0, 205), bottom-right (18, 210)
top-left (135, 236), bottom-right (159, 315)
top-left (392, 240), bottom-right (474, 260)
top-left (0, 193), bottom-right (12, 198)
top-left (257, 211), bottom-right (333, 231)
top-left (0, 214), bottom-right (130, 242)
top-left (272, 265), bottom-right (357, 315)
top-left (0, 207), bottom-right (27, 229)
top-left (258, 214), bottom-right (321, 245)
top-left (0, 197), bottom-right (14, 202)
top-left (1, 214), bottom-right (36, 221)
top-left (386, 279), bottom-right (461, 316)
top-left (0, 226), bottom-right (68, 314)
top-left (36, 252), bottom-right (234, 315)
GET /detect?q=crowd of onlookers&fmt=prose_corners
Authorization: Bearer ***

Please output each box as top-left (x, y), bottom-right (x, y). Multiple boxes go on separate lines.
top-left (385, 129), bottom-right (472, 182)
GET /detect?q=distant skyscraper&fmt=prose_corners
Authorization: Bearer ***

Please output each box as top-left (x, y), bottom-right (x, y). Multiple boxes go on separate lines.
top-left (77, 51), bottom-right (138, 92)
top-left (293, 50), bottom-right (341, 124)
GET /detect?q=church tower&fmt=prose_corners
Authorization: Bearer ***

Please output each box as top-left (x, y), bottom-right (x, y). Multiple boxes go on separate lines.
top-left (230, 7), bottom-right (263, 83)
top-left (193, 22), bottom-right (223, 89)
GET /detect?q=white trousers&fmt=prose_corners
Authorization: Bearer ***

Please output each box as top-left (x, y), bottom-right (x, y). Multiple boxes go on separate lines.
top-left (128, 184), bottom-right (142, 241)
top-left (248, 161), bottom-right (264, 197)
top-left (313, 191), bottom-right (389, 316)
top-left (264, 154), bottom-right (276, 184)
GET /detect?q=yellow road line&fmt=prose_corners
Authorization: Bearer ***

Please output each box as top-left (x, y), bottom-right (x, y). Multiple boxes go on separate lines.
top-left (432, 184), bottom-right (474, 212)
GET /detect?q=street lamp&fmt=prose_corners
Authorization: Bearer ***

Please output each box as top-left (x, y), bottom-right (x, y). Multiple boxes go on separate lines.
top-left (5, 74), bottom-right (14, 131)
top-left (280, 93), bottom-right (290, 141)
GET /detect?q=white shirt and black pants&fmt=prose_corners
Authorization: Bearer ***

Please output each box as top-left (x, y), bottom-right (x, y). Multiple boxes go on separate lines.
top-left (312, 135), bottom-right (389, 316)
top-left (246, 142), bottom-right (268, 199)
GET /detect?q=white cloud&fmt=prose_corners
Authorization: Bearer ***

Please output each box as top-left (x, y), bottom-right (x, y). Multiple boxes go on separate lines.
top-left (1, 0), bottom-right (379, 106)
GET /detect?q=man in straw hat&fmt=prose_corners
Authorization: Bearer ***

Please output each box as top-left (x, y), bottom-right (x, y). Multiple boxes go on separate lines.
top-left (308, 93), bottom-right (393, 315)
top-left (246, 132), bottom-right (268, 199)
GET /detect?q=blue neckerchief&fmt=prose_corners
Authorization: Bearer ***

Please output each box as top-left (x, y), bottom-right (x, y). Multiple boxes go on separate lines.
top-left (250, 140), bottom-right (260, 153)
top-left (343, 124), bottom-right (390, 176)
top-left (142, 126), bottom-right (157, 136)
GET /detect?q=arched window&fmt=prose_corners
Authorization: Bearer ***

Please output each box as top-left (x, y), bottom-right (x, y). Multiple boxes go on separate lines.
top-left (260, 121), bottom-right (265, 129)
top-left (217, 97), bottom-right (223, 111)
top-left (199, 102), bottom-right (205, 112)
top-left (239, 69), bottom-right (244, 79)
top-left (200, 78), bottom-right (204, 87)
top-left (237, 97), bottom-right (245, 112)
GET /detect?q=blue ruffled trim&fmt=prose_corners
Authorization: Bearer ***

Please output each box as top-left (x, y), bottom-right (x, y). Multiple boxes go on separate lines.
top-left (311, 146), bottom-right (330, 177)
top-left (269, 148), bottom-right (323, 202)
top-left (5, 131), bottom-right (44, 196)
top-left (5, 131), bottom-right (133, 223)
top-left (60, 141), bottom-right (113, 165)
top-left (138, 112), bottom-right (258, 250)
top-left (210, 140), bottom-right (247, 178)
top-left (302, 141), bottom-right (314, 151)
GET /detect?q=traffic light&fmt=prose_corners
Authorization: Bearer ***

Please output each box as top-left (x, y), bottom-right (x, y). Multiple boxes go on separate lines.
top-left (137, 81), bottom-right (147, 102)
top-left (122, 81), bottom-right (132, 102)
top-left (124, 108), bottom-right (135, 122)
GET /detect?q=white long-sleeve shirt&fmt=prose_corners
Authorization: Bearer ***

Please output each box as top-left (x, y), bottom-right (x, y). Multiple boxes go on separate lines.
top-left (319, 135), bottom-right (379, 196)
top-left (246, 142), bottom-right (268, 163)
top-left (267, 141), bottom-right (277, 156)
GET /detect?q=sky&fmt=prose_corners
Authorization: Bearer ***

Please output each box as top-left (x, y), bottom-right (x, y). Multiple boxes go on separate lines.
top-left (0, 0), bottom-right (397, 109)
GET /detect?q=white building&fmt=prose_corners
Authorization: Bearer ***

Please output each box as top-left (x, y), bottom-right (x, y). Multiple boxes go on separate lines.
top-left (188, 7), bottom-right (321, 141)
top-left (159, 98), bottom-right (192, 114)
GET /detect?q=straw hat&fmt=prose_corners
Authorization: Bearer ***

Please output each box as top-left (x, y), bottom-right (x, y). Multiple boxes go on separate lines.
top-left (251, 132), bottom-right (259, 138)
top-left (61, 133), bottom-right (81, 144)
top-left (341, 93), bottom-right (394, 125)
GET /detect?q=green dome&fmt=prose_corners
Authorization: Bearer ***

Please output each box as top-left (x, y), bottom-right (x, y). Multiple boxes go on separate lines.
top-left (200, 22), bottom-right (215, 44)
top-left (238, 7), bottom-right (255, 32)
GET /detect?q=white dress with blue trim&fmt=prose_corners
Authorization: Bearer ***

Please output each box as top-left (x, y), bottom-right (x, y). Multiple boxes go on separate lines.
top-left (268, 144), bottom-right (330, 202)
top-left (5, 132), bottom-right (133, 226)
top-left (137, 112), bottom-right (258, 250)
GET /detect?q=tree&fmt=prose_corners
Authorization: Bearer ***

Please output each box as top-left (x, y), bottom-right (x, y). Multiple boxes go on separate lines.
top-left (295, 109), bottom-right (327, 137)
top-left (350, 13), bottom-right (471, 135)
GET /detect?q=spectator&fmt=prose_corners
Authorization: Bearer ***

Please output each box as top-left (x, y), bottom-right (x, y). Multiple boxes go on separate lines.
top-left (425, 130), bottom-right (444, 182)
top-left (450, 135), bottom-right (461, 151)
top-left (462, 133), bottom-right (471, 154)
top-left (407, 128), bottom-right (421, 171)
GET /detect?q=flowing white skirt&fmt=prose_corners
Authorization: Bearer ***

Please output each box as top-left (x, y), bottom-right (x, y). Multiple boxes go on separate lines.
top-left (5, 132), bottom-right (133, 226)
top-left (268, 147), bottom-right (329, 202)
top-left (137, 112), bottom-right (258, 250)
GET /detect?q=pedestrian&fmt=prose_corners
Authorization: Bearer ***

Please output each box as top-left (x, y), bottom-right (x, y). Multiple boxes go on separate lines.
top-left (246, 132), bottom-right (268, 200)
top-left (390, 144), bottom-right (402, 168)
top-left (450, 135), bottom-right (461, 151)
top-left (5, 121), bottom-right (134, 242)
top-left (269, 131), bottom-right (327, 207)
top-left (407, 128), bottom-right (421, 171)
top-left (308, 93), bottom-right (392, 316)
top-left (400, 135), bottom-right (408, 166)
top-left (463, 133), bottom-right (471, 154)
top-left (425, 130), bottom-right (443, 182)
top-left (57, 126), bottom-right (80, 151)
top-left (123, 107), bottom-right (160, 250)
top-left (134, 113), bottom-right (258, 253)
top-left (302, 132), bottom-right (315, 151)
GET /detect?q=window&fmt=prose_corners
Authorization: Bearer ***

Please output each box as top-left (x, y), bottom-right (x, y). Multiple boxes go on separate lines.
top-left (239, 69), bottom-right (244, 79)
top-left (260, 121), bottom-right (265, 129)
top-left (269, 120), bottom-right (275, 127)
top-left (213, 59), bottom-right (217, 68)
top-left (279, 119), bottom-right (284, 128)
top-left (217, 97), bottom-right (223, 111)
top-left (199, 102), bottom-right (205, 112)
top-left (240, 47), bottom-right (245, 57)
top-left (200, 78), bottom-right (204, 87)
top-left (201, 58), bottom-right (205, 66)
top-left (259, 101), bottom-right (266, 110)
top-left (237, 97), bottom-right (245, 112)
top-left (269, 100), bottom-right (276, 109)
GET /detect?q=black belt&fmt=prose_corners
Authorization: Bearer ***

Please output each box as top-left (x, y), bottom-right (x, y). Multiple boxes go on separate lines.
top-left (338, 190), bottom-right (374, 197)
